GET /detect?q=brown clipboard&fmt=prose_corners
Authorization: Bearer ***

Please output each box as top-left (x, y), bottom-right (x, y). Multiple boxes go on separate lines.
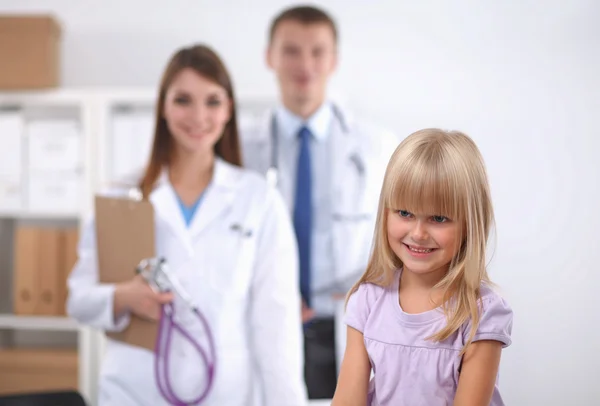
top-left (94, 195), bottom-right (158, 351)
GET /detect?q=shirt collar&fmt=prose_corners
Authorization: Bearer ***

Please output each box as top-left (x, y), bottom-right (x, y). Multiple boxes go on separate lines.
top-left (275, 101), bottom-right (333, 142)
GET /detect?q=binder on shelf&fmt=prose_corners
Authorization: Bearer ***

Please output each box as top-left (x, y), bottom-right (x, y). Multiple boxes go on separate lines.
top-left (13, 226), bottom-right (73, 316)
top-left (94, 194), bottom-right (157, 351)
top-left (13, 225), bottom-right (81, 317)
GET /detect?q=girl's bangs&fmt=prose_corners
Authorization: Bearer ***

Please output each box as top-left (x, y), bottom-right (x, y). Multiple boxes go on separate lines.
top-left (385, 154), bottom-right (465, 222)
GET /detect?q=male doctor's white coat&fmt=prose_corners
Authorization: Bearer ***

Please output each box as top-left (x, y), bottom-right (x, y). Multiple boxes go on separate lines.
top-left (240, 103), bottom-right (400, 370)
top-left (67, 158), bottom-right (308, 406)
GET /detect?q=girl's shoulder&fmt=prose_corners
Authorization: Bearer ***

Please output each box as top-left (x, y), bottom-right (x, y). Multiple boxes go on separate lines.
top-left (478, 283), bottom-right (512, 311)
top-left (349, 280), bottom-right (390, 303)
top-left (345, 279), bottom-right (395, 333)
top-left (463, 283), bottom-right (514, 348)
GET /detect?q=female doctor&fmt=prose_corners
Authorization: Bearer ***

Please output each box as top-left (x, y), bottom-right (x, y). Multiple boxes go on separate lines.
top-left (66, 44), bottom-right (308, 406)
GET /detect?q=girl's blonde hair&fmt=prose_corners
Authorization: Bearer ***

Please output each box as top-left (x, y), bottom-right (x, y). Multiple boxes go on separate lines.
top-left (347, 128), bottom-right (495, 353)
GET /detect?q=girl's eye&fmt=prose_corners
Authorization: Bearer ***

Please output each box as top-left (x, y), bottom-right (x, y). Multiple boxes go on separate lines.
top-left (432, 215), bottom-right (448, 223)
top-left (398, 210), bottom-right (411, 218)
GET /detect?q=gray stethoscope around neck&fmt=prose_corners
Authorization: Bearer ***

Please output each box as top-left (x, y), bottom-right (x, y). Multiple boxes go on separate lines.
top-left (265, 102), bottom-right (353, 188)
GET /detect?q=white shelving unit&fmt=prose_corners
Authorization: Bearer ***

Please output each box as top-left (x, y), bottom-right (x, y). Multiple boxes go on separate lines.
top-left (0, 88), bottom-right (94, 402)
top-left (0, 314), bottom-right (79, 331)
top-left (0, 87), bottom-right (275, 406)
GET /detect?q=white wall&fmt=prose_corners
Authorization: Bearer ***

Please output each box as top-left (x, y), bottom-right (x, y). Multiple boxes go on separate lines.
top-left (2, 0), bottom-right (599, 404)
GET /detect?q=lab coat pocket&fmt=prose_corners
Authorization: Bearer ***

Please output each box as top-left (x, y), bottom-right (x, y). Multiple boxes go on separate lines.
top-left (207, 224), bottom-right (256, 298)
top-left (332, 212), bottom-right (375, 277)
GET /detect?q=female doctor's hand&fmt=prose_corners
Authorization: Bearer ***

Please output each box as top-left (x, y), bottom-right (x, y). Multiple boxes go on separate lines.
top-left (114, 274), bottom-right (174, 322)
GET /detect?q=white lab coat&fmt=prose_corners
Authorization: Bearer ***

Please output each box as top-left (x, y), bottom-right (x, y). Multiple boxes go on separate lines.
top-left (240, 103), bottom-right (400, 370)
top-left (67, 158), bottom-right (308, 406)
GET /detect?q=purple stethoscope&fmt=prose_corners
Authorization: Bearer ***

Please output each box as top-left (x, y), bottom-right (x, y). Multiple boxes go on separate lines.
top-left (137, 257), bottom-right (217, 405)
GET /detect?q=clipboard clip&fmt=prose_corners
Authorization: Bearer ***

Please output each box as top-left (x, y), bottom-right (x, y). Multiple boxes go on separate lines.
top-left (135, 257), bottom-right (195, 311)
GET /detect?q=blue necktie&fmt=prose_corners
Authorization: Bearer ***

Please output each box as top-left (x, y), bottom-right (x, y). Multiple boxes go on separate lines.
top-left (294, 126), bottom-right (312, 307)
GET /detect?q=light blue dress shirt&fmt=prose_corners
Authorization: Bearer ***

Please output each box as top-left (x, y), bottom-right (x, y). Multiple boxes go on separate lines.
top-left (275, 102), bottom-right (336, 317)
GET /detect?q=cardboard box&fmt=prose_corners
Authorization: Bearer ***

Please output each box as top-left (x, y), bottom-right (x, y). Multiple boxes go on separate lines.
top-left (27, 172), bottom-right (81, 214)
top-left (0, 15), bottom-right (61, 89)
top-left (27, 119), bottom-right (81, 172)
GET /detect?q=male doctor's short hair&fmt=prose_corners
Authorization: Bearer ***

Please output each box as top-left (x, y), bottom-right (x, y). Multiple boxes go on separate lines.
top-left (268, 5), bottom-right (338, 43)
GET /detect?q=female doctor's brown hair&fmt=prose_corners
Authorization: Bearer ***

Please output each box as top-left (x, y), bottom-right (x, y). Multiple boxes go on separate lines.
top-left (139, 44), bottom-right (242, 199)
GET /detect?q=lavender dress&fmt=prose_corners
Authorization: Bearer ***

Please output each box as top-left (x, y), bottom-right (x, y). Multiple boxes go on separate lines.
top-left (344, 269), bottom-right (513, 405)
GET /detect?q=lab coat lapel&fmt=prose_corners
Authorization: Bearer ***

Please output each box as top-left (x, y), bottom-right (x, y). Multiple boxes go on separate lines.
top-left (242, 109), bottom-right (298, 207)
top-left (329, 108), bottom-right (372, 375)
top-left (150, 171), bottom-right (194, 253)
top-left (331, 116), bottom-right (366, 214)
top-left (187, 158), bottom-right (237, 239)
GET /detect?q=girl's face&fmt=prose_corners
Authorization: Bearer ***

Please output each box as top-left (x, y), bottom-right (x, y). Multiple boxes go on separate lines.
top-left (387, 208), bottom-right (462, 279)
top-left (163, 68), bottom-right (231, 156)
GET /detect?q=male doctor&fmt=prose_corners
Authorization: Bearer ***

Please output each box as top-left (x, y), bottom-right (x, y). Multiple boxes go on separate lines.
top-left (240, 5), bottom-right (399, 399)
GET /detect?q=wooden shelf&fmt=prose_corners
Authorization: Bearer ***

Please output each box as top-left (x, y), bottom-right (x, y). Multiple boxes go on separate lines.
top-left (0, 210), bottom-right (80, 220)
top-left (0, 314), bottom-right (80, 332)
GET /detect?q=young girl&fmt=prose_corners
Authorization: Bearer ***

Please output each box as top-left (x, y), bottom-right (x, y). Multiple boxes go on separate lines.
top-left (331, 129), bottom-right (513, 406)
